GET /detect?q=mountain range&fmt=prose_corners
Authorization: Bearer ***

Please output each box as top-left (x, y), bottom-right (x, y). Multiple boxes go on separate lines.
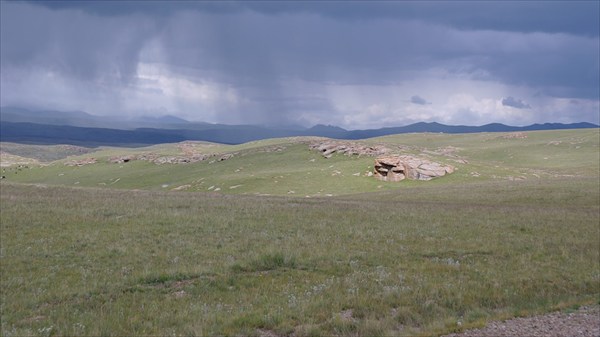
top-left (1, 107), bottom-right (598, 146)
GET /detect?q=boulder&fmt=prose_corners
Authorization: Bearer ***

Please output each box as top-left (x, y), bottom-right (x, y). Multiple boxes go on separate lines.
top-left (374, 156), bottom-right (454, 181)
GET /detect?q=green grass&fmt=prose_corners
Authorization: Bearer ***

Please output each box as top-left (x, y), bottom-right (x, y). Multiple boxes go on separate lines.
top-left (0, 143), bottom-right (98, 162)
top-left (1, 129), bottom-right (598, 336)
top-left (2, 129), bottom-right (599, 197)
top-left (1, 177), bottom-right (598, 336)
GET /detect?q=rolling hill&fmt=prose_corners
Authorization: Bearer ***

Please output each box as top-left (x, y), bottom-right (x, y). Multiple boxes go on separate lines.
top-left (2, 128), bottom-right (598, 196)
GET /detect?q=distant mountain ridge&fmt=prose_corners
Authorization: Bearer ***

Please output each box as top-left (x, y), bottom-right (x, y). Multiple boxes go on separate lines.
top-left (1, 107), bottom-right (598, 146)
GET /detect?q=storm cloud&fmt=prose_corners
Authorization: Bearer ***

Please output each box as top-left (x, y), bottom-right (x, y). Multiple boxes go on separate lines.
top-left (1, 1), bottom-right (598, 128)
top-left (411, 96), bottom-right (431, 105)
top-left (502, 97), bottom-right (531, 109)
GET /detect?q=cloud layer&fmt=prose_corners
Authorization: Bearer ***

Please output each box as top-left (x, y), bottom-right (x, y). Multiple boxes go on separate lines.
top-left (1, 1), bottom-right (598, 128)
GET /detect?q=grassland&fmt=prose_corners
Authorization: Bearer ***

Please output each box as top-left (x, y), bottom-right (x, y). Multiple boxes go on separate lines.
top-left (2, 129), bottom-right (599, 196)
top-left (1, 129), bottom-right (599, 336)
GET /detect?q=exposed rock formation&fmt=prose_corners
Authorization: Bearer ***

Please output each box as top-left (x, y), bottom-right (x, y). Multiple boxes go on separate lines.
top-left (107, 152), bottom-right (223, 165)
top-left (309, 141), bottom-right (391, 158)
top-left (374, 156), bottom-right (454, 181)
top-left (64, 158), bottom-right (97, 167)
top-left (109, 155), bottom-right (136, 164)
top-left (153, 155), bottom-right (210, 165)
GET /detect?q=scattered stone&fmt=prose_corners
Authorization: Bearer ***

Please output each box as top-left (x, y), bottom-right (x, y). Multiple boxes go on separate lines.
top-left (374, 155), bottom-right (454, 181)
top-left (219, 154), bottom-right (234, 161)
top-left (64, 158), bottom-right (97, 166)
top-left (309, 141), bottom-right (391, 158)
top-left (110, 152), bottom-right (214, 165)
top-left (109, 155), bottom-right (136, 164)
top-left (499, 132), bottom-right (528, 139)
top-left (152, 156), bottom-right (205, 164)
top-left (171, 184), bottom-right (191, 191)
top-left (229, 185), bottom-right (243, 189)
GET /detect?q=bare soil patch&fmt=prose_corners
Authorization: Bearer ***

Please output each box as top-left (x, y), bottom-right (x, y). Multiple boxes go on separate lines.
top-left (443, 305), bottom-right (599, 337)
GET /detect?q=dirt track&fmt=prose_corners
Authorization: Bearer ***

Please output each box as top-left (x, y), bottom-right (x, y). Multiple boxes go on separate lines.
top-left (443, 305), bottom-right (599, 337)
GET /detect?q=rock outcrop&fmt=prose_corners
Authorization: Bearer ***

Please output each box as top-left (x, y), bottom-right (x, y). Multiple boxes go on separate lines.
top-left (107, 153), bottom-right (223, 165)
top-left (64, 158), bottom-right (97, 167)
top-left (374, 156), bottom-right (454, 181)
top-left (309, 141), bottom-right (391, 158)
top-left (109, 155), bottom-right (136, 164)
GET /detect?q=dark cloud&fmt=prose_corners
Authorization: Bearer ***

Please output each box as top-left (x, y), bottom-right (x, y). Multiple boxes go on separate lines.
top-left (410, 95), bottom-right (430, 105)
top-left (1, 1), bottom-right (599, 127)
top-left (502, 97), bottom-right (531, 109)
top-left (8, 1), bottom-right (599, 94)
top-left (27, 1), bottom-right (600, 37)
top-left (0, 2), bottom-right (158, 82)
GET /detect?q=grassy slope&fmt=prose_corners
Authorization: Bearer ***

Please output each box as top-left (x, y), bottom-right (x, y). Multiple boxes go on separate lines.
top-left (2, 129), bottom-right (599, 196)
top-left (0, 143), bottom-right (97, 162)
top-left (1, 129), bottom-right (599, 336)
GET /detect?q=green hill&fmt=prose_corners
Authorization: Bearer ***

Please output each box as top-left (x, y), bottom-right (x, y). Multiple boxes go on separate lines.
top-left (2, 129), bottom-right (598, 196)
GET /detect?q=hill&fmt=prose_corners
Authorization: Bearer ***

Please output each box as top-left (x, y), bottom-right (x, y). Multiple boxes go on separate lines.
top-left (2, 129), bottom-right (598, 197)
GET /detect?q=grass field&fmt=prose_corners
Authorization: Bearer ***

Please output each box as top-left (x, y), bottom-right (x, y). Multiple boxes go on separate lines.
top-left (1, 129), bottom-right (599, 336)
top-left (2, 129), bottom-right (599, 196)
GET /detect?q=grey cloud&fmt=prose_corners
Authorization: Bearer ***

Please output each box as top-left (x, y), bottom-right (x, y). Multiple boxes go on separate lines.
top-left (0, 2), bottom-right (158, 82)
top-left (410, 95), bottom-right (430, 105)
top-left (2, 1), bottom-right (599, 127)
top-left (158, 12), bottom-right (599, 98)
top-left (6, 2), bottom-right (599, 95)
top-left (502, 97), bottom-right (531, 109)
top-left (28, 1), bottom-right (600, 37)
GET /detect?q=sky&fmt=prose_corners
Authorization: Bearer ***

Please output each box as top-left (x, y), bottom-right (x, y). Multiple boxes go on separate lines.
top-left (1, 1), bottom-right (599, 129)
